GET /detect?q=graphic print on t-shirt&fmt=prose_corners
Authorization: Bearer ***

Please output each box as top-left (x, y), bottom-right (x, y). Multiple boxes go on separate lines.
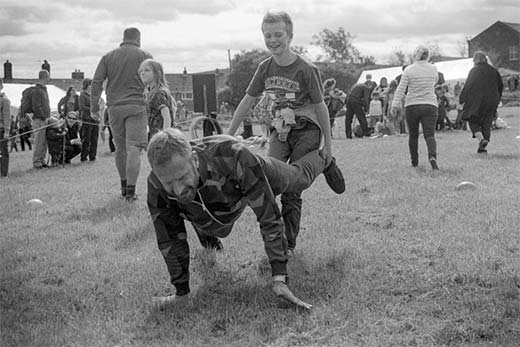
top-left (264, 76), bottom-right (300, 109)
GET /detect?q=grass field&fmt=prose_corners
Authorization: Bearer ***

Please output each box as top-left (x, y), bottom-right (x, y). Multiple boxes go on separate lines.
top-left (1, 107), bottom-right (520, 347)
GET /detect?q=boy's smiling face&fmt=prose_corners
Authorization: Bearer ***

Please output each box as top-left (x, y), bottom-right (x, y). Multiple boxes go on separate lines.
top-left (262, 21), bottom-right (292, 57)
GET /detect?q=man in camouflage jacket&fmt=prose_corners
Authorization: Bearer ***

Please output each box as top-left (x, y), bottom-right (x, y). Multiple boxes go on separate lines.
top-left (147, 129), bottom-right (344, 309)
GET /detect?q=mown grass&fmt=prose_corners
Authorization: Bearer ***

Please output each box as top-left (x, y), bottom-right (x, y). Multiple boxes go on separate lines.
top-left (1, 107), bottom-right (520, 347)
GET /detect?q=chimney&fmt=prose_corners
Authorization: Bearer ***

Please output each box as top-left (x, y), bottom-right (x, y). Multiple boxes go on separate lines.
top-left (72, 69), bottom-right (84, 80)
top-left (3, 60), bottom-right (12, 80)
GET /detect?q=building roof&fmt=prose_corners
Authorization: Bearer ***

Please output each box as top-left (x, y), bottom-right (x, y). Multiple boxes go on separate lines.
top-left (502, 22), bottom-right (520, 33)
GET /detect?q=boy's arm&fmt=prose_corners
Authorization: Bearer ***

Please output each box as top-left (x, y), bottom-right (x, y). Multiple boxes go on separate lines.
top-left (227, 95), bottom-right (257, 136)
top-left (314, 101), bottom-right (332, 163)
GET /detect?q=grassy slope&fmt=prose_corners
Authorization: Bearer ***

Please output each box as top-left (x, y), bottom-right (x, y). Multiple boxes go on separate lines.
top-left (1, 107), bottom-right (519, 347)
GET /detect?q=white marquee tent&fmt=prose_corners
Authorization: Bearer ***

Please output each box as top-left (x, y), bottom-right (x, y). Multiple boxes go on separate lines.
top-left (3, 83), bottom-right (67, 114)
top-left (357, 58), bottom-right (476, 89)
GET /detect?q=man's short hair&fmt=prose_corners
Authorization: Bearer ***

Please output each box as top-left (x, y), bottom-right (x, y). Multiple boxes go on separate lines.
top-left (147, 128), bottom-right (192, 168)
top-left (473, 51), bottom-right (487, 65)
top-left (38, 69), bottom-right (50, 80)
top-left (123, 27), bottom-right (140, 41)
top-left (262, 10), bottom-right (293, 36)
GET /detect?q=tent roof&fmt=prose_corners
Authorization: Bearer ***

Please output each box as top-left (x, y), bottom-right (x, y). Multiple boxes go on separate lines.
top-left (3, 83), bottom-right (66, 113)
top-left (357, 58), bottom-right (476, 85)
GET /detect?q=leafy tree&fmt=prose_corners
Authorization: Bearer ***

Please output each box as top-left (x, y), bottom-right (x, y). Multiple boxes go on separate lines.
top-left (316, 61), bottom-right (360, 93)
top-left (226, 49), bottom-right (270, 107)
top-left (292, 45), bottom-right (309, 56)
top-left (424, 40), bottom-right (443, 61)
top-left (456, 38), bottom-right (469, 57)
top-left (217, 86), bottom-right (233, 106)
top-left (312, 27), bottom-right (361, 64)
top-left (358, 55), bottom-right (377, 67)
top-left (389, 48), bottom-right (409, 66)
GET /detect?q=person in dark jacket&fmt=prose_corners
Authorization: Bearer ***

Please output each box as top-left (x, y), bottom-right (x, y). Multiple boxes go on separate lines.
top-left (459, 51), bottom-right (504, 154)
top-left (344, 83), bottom-right (370, 138)
top-left (32, 70), bottom-right (51, 169)
top-left (147, 128), bottom-right (344, 309)
top-left (79, 78), bottom-right (98, 161)
top-left (57, 86), bottom-right (79, 118)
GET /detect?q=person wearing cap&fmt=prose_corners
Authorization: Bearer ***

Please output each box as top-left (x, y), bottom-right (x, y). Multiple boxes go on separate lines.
top-left (90, 27), bottom-right (153, 200)
top-left (147, 128), bottom-right (344, 309)
top-left (391, 45), bottom-right (440, 170)
top-left (0, 78), bottom-right (11, 177)
top-left (79, 78), bottom-right (98, 162)
top-left (459, 51), bottom-right (503, 154)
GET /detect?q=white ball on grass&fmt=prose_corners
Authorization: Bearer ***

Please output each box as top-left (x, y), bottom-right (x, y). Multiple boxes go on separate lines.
top-left (27, 198), bottom-right (44, 207)
top-left (456, 181), bottom-right (477, 191)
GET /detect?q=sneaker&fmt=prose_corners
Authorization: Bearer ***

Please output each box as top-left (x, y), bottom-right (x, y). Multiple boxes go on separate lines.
top-left (125, 194), bottom-right (138, 202)
top-left (429, 157), bottom-right (439, 170)
top-left (323, 157), bottom-right (345, 194)
top-left (477, 139), bottom-right (488, 153)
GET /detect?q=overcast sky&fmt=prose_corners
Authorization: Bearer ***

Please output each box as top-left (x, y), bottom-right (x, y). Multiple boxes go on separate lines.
top-left (1, 0), bottom-right (518, 79)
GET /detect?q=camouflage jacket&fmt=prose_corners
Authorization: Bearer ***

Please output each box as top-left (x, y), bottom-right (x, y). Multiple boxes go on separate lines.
top-left (147, 135), bottom-right (287, 295)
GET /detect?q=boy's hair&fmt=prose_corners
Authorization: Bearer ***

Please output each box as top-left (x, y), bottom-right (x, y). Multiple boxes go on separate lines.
top-left (262, 10), bottom-right (293, 35)
top-left (147, 128), bottom-right (192, 168)
top-left (139, 59), bottom-right (169, 90)
top-left (434, 85), bottom-right (444, 93)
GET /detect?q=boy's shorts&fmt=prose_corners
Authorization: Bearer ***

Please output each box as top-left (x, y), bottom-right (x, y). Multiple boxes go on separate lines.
top-left (108, 105), bottom-right (148, 149)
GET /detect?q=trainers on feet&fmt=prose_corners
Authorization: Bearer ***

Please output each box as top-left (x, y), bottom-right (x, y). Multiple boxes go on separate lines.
top-left (477, 139), bottom-right (488, 153)
top-left (323, 157), bottom-right (345, 194)
top-left (125, 194), bottom-right (138, 202)
top-left (429, 157), bottom-right (439, 170)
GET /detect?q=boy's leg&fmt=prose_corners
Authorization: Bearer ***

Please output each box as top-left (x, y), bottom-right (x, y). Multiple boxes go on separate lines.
top-left (274, 123), bottom-right (320, 251)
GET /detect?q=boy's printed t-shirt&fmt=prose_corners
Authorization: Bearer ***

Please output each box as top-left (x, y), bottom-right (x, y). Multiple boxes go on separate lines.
top-left (246, 55), bottom-right (324, 129)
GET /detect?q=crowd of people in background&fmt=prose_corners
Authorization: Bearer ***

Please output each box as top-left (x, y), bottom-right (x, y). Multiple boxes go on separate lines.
top-left (0, 28), bottom-right (507, 180)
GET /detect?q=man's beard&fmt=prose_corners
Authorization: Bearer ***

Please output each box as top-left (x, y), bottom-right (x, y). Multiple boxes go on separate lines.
top-left (177, 187), bottom-right (197, 204)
